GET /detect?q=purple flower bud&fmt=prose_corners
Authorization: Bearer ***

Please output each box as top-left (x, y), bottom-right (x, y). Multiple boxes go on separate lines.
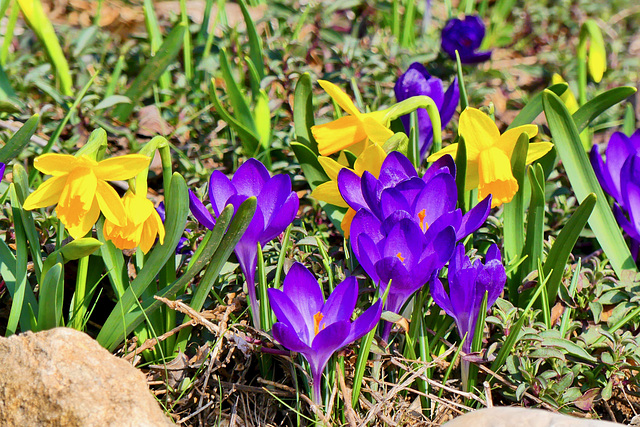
top-left (441, 15), bottom-right (492, 64)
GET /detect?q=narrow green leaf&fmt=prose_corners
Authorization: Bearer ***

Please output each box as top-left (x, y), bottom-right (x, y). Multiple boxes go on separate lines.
top-left (455, 51), bottom-right (468, 111)
top-left (114, 23), bottom-right (186, 121)
top-left (219, 48), bottom-right (257, 134)
top-left (93, 95), bottom-right (131, 111)
top-left (37, 262), bottom-right (64, 330)
top-left (542, 337), bottom-right (597, 363)
top-left (253, 89), bottom-right (271, 150)
top-left (504, 132), bottom-right (530, 304)
top-left (507, 83), bottom-right (568, 130)
top-left (572, 86), bottom-right (637, 133)
top-left (543, 193), bottom-right (595, 308)
top-left (0, 114), bottom-right (39, 163)
top-left (623, 103), bottom-right (636, 136)
top-left (6, 184), bottom-right (29, 335)
top-left (96, 173), bottom-right (189, 349)
top-left (454, 135), bottom-right (468, 212)
top-left (293, 73), bottom-right (318, 154)
top-left (12, 164), bottom-right (43, 283)
top-left (542, 90), bottom-right (636, 276)
top-left (238, 0), bottom-right (265, 80)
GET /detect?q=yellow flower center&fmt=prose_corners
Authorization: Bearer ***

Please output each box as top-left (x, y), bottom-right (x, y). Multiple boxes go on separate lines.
top-left (313, 312), bottom-right (325, 336)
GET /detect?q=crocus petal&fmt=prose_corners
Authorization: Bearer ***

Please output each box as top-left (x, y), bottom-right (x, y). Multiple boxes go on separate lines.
top-left (337, 168), bottom-right (368, 211)
top-left (93, 154), bottom-right (150, 181)
top-left (95, 180), bottom-right (127, 227)
top-left (613, 204), bottom-right (640, 241)
top-left (231, 159), bottom-right (271, 198)
top-left (457, 194), bottom-right (491, 240)
top-left (318, 80), bottom-right (361, 117)
top-left (345, 298), bottom-right (382, 344)
top-left (322, 276), bottom-right (358, 325)
top-left (308, 320), bottom-right (351, 380)
top-left (378, 151), bottom-right (418, 186)
top-left (261, 192), bottom-right (299, 244)
top-left (413, 173), bottom-right (458, 226)
top-left (355, 233), bottom-right (382, 285)
top-left (268, 288), bottom-right (312, 345)
top-left (440, 77), bottom-right (460, 130)
top-left (430, 277), bottom-right (455, 318)
top-left (590, 146), bottom-right (619, 201)
top-left (621, 155), bottom-right (640, 232)
top-left (33, 153), bottom-right (80, 176)
top-left (313, 115), bottom-right (367, 156)
top-left (478, 259), bottom-right (506, 307)
top-left (477, 147), bottom-right (518, 207)
top-left (208, 171), bottom-right (237, 216)
top-left (272, 322), bottom-right (312, 353)
top-left (188, 190), bottom-right (216, 230)
top-left (458, 108), bottom-right (499, 155)
top-left (23, 175), bottom-right (67, 209)
top-left (282, 262), bottom-right (324, 325)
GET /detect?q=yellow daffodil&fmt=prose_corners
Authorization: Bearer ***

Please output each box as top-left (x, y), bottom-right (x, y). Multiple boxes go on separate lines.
top-left (311, 80), bottom-right (394, 156)
top-left (311, 143), bottom-right (386, 237)
top-left (23, 153), bottom-right (150, 239)
top-left (427, 107), bottom-right (553, 208)
top-left (103, 191), bottom-right (165, 253)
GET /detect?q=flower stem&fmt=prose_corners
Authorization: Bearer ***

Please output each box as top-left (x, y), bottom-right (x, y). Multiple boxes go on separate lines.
top-left (71, 255), bottom-right (89, 330)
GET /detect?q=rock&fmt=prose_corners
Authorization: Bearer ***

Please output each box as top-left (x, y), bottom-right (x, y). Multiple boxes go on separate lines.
top-left (0, 328), bottom-right (174, 426)
top-left (443, 407), bottom-right (621, 427)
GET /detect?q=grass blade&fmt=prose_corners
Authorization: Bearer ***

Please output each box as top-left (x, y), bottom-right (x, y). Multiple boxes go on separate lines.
top-left (0, 114), bottom-right (38, 163)
top-left (572, 86), bottom-right (637, 133)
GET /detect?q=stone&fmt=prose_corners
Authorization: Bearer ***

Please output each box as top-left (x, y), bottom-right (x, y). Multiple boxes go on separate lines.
top-left (0, 328), bottom-right (174, 426)
top-left (443, 407), bottom-right (622, 427)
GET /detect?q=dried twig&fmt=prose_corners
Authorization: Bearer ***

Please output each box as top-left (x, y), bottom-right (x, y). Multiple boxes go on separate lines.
top-left (124, 320), bottom-right (196, 362)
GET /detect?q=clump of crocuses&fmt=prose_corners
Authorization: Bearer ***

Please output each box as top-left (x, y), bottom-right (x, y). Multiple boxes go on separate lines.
top-left (268, 262), bottom-right (382, 403)
top-left (189, 159), bottom-right (299, 327)
top-left (430, 243), bottom-right (506, 388)
top-left (441, 15), bottom-right (492, 64)
top-left (394, 62), bottom-right (459, 158)
top-left (338, 151), bottom-right (491, 338)
top-left (591, 130), bottom-right (640, 258)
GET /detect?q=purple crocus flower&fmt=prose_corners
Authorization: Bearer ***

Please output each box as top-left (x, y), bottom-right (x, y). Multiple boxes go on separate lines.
top-left (430, 243), bottom-right (505, 386)
top-left (268, 262), bottom-right (382, 403)
top-left (441, 16), bottom-right (492, 64)
top-left (394, 62), bottom-right (460, 158)
top-left (338, 152), bottom-right (492, 339)
top-left (590, 130), bottom-right (640, 258)
top-left (189, 159), bottom-right (299, 326)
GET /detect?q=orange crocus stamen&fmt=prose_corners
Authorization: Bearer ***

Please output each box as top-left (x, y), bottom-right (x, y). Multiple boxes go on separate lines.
top-left (396, 252), bottom-right (405, 263)
top-left (313, 312), bottom-right (325, 336)
top-left (418, 209), bottom-right (428, 232)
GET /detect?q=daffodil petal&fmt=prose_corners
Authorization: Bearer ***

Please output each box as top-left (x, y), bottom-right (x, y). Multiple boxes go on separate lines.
top-left (497, 125), bottom-right (539, 156)
top-left (95, 180), bottom-right (126, 226)
top-left (341, 207), bottom-right (356, 239)
top-left (477, 147), bottom-right (518, 208)
top-left (318, 156), bottom-right (346, 181)
top-left (354, 143), bottom-right (386, 177)
top-left (33, 154), bottom-right (80, 176)
top-left (427, 143), bottom-right (459, 163)
top-left (312, 115), bottom-right (367, 156)
top-left (526, 142), bottom-right (554, 164)
top-left (93, 154), bottom-right (150, 181)
top-left (57, 167), bottom-right (97, 214)
top-left (318, 80), bottom-right (361, 117)
top-left (311, 181), bottom-right (349, 207)
top-left (362, 116), bottom-right (394, 145)
top-left (459, 107), bottom-right (500, 155)
top-left (23, 175), bottom-right (67, 209)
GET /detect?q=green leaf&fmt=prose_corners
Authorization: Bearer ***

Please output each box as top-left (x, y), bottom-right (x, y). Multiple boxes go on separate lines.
top-left (454, 136), bottom-right (468, 212)
top-left (219, 48), bottom-right (258, 135)
top-left (507, 83), bottom-right (567, 130)
top-left (542, 193), bottom-right (596, 308)
top-left (519, 163), bottom-right (545, 302)
top-left (572, 86), bottom-right (637, 134)
top-left (114, 23), bottom-right (186, 121)
top-left (93, 95), bottom-right (131, 111)
top-left (253, 89), bottom-right (271, 150)
top-left (6, 184), bottom-right (30, 335)
top-left (293, 73), bottom-right (318, 154)
top-left (36, 262), bottom-right (64, 330)
top-left (542, 90), bottom-right (636, 277)
top-left (542, 337), bottom-right (597, 363)
top-left (455, 52), bottom-right (468, 111)
top-left (503, 132), bottom-right (530, 304)
top-left (96, 172), bottom-right (189, 350)
top-left (0, 114), bottom-right (39, 163)
top-left (237, 0), bottom-right (265, 81)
